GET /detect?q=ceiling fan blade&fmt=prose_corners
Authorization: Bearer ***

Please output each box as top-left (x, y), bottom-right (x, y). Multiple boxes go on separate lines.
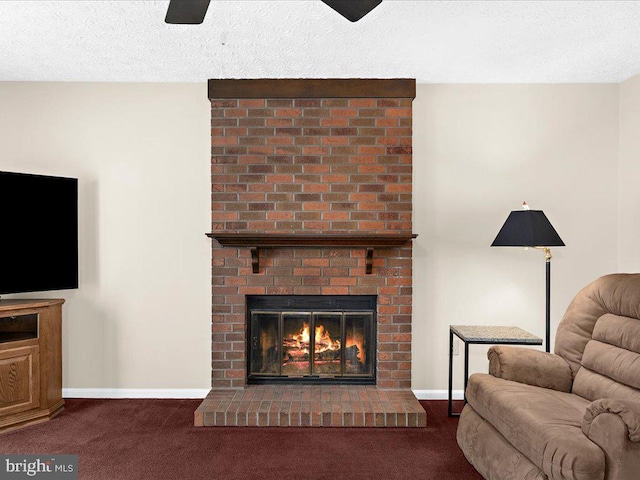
top-left (165, 0), bottom-right (211, 24)
top-left (321, 0), bottom-right (382, 22)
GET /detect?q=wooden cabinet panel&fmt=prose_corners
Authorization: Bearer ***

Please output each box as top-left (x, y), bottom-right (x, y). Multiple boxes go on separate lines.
top-left (0, 345), bottom-right (40, 416)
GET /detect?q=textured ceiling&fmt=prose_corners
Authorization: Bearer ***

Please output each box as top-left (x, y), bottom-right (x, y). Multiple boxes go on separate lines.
top-left (1, 1), bottom-right (640, 83)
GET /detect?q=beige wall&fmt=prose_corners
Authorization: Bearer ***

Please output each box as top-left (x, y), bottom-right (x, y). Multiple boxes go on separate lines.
top-left (0, 79), bottom-right (634, 394)
top-left (619, 75), bottom-right (640, 272)
top-left (0, 83), bottom-right (211, 391)
top-left (412, 84), bottom-right (620, 392)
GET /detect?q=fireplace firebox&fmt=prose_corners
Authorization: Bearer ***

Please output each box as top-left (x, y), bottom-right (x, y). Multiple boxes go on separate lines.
top-left (247, 295), bottom-right (376, 385)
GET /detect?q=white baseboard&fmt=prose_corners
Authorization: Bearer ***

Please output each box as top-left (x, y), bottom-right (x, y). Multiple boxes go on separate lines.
top-left (412, 389), bottom-right (464, 400)
top-left (63, 388), bottom-right (210, 399)
top-left (63, 388), bottom-right (462, 401)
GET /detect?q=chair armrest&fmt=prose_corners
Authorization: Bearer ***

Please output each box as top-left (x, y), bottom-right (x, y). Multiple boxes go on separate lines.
top-left (582, 398), bottom-right (640, 479)
top-left (583, 398), bottom-right (640, 442)
top-left (488, 345), bottom-right (573, 392)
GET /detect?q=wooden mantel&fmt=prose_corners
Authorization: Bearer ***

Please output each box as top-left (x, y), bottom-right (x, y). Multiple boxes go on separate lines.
top-left (206, 232), bottom-right (418, 274)
top-left (208, 78), bottom-right (416, 99)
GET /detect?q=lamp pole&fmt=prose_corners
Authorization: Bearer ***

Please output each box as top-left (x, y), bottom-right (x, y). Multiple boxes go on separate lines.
top-left (536, 247), bottom-right (552, 352)
top-left (544, 248), bottom-right (552, 353)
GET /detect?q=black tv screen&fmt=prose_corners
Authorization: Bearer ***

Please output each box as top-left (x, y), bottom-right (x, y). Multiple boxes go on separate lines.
top-left (0, 171), bottom-right (78, 295)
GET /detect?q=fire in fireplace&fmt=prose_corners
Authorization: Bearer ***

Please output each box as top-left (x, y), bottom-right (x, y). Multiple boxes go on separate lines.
top-left (247, 295), bottom-right (376, 384)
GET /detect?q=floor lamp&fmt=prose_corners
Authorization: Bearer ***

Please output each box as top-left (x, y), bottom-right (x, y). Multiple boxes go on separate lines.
top-left (491, 203), bottom-right (565, 352)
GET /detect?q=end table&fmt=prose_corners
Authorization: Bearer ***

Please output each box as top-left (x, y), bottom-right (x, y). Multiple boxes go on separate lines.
top-left (448, 325), bottom-right (542, 417)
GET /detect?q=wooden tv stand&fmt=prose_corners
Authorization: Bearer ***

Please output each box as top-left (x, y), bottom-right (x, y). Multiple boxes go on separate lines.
top-left (0, 298), bottom-right (65, 433)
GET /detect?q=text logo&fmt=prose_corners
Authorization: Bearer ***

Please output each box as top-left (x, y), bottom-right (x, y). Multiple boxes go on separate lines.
top-left (0, 455), bottom-right (77, 480)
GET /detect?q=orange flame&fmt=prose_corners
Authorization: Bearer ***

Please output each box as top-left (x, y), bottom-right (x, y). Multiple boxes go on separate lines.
top-left (314, 324), bottom-right (340, 353)
top-left (291, 323), bottom-right (341, 354)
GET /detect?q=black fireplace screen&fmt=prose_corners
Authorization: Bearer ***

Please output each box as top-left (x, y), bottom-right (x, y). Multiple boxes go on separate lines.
top-left (247, 296), bottom-right (376, 384)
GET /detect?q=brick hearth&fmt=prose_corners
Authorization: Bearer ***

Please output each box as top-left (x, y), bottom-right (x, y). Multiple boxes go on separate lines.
top-left (197, 79), bottom-right (425, 427)
top-left (195, 386), bottom-right (426, 427)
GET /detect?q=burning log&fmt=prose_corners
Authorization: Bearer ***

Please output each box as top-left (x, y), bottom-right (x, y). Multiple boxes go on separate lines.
top-left (284, 348), bottom-right (309, 363)
top-left (345, 344), bottom-right (361, 363)
top-left (315, 348), bottom-right (340, 361)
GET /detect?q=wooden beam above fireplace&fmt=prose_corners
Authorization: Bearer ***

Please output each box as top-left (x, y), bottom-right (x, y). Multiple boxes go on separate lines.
top-left (208, 79), bottom-right (416, 99)
top-left (206, 232), bottom-right (417, 274)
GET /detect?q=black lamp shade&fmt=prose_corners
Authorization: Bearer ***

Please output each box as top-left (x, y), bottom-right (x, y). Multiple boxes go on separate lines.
top-left (321, 0), bottom-right (383, 22)
top-left (491, 210), bottom-right (565, 247)
top-left (165, 0), bottom-right (211, 24)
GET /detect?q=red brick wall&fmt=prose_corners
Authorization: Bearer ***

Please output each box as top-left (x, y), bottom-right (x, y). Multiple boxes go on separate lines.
top-left (210, 97), bottom-right (413, 389)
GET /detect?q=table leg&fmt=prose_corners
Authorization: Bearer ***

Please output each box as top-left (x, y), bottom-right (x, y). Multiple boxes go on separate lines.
top-left (463, 341), bottom-right (469, 404)
top-left (448, 329), bottom-right (454, 416)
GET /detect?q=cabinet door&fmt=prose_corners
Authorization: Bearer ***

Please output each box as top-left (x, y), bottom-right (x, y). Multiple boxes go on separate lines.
top-left (0, 345), bottom-right (40, 416)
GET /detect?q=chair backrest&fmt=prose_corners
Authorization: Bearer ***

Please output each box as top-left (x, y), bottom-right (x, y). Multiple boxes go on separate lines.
top-left (555, 273), bottom-right (640, 401)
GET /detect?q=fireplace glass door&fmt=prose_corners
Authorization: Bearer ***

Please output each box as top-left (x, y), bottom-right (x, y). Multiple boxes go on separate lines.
top-left (247, 296), bottom-right (376, 384)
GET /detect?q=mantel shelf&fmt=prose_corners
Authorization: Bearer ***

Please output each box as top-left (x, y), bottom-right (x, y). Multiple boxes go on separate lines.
top-left (206, 232), bottom-right (418, 248)
top-left (205, 232), bottom-right (418, 274)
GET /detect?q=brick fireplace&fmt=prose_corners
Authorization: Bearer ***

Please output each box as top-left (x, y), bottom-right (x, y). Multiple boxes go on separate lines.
top-left (195, 79), bottom-right (425, 427)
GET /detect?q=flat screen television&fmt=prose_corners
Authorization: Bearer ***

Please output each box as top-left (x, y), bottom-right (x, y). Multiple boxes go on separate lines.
top-left (0, 171), bottom-right (78, 295)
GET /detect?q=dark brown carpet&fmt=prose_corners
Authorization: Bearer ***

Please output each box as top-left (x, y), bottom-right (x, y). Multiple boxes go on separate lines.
top-left (1, 399), bottom-right (482, 480)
